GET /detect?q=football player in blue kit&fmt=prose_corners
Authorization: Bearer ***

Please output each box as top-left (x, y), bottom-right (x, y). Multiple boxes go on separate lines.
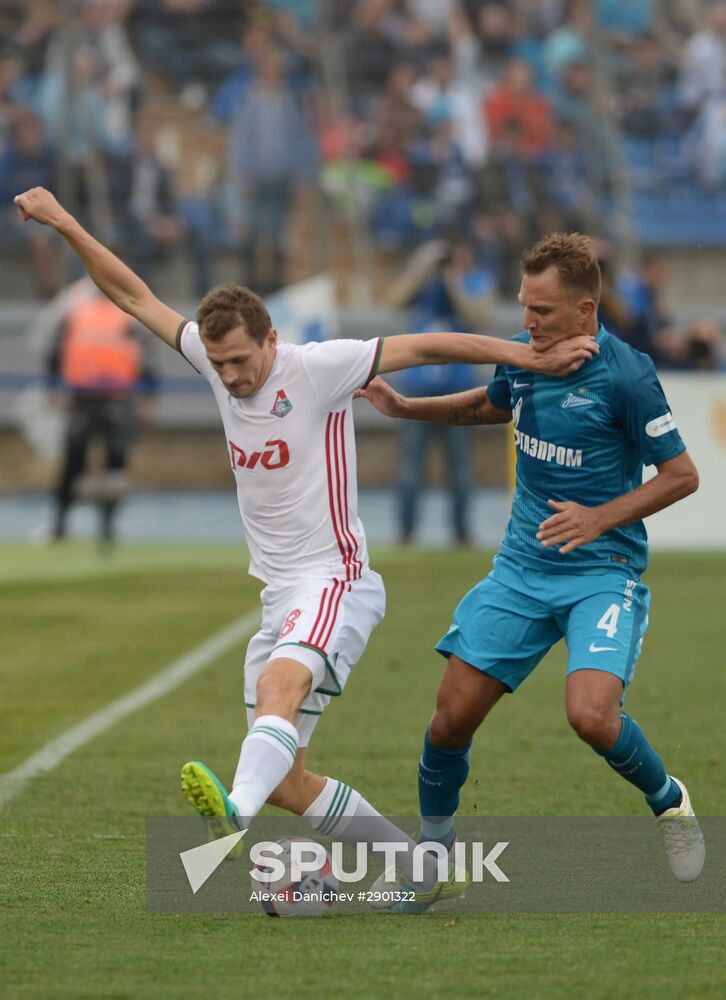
top-left (358, 233), bottom-right (704, 909)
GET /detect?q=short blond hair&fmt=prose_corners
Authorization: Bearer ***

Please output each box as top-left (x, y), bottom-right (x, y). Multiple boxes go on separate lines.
top-left (522, 232), bottom-right (601, 303)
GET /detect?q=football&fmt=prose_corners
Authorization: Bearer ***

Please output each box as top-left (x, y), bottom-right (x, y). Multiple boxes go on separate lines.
top-left (252, 836), bottom-right (338, 917)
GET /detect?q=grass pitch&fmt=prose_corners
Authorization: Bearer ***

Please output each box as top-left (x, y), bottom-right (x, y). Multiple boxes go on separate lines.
top-left (1, 543), bottom-right (724, 999)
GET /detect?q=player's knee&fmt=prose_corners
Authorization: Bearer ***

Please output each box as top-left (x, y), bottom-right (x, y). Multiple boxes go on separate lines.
top-left (567, 703), bottom-right (617, 749)
top-left (428, 708), bottom-right (473, 750)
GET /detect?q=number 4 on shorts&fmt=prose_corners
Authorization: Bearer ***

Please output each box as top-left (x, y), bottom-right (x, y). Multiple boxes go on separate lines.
top-left (597, 603), bottom-right (620, 639)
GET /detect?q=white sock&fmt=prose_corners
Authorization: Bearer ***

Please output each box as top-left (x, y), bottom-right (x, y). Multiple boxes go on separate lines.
top-left (304, 777), bottom-right (439, 890)
top-left (228, 715), bottom-right (298, 823)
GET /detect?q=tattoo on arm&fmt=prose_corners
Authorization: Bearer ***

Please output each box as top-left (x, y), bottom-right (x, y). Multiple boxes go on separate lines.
top-left (448, 402), bottom-right (483, 425)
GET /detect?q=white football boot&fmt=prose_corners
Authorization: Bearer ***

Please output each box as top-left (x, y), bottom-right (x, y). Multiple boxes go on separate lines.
top-left (655, 777), bottom-right (705, 882)
top-left (367, 840), bottom-right (463, 911)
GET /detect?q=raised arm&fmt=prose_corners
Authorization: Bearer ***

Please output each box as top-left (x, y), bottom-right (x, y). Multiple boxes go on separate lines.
top-left (377, 331), bottom-right (598, 377)
top-left (14, 187), bottom-right (184, 348)
top-left (355, 377), bottom-right (512, 425)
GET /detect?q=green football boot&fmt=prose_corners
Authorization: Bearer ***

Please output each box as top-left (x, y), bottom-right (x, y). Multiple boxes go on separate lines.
top-left (180, 760), bottom-right (245, 859)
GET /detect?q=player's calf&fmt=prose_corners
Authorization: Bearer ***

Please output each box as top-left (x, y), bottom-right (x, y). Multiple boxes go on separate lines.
top-left (592, 712), bottom-right (705, 879)
top-left (266, 765), bottom-right (325, 815)
top-left (228, 714), bottom-right (300, 822)
top-left (418, 729), bottom-right (471, 850)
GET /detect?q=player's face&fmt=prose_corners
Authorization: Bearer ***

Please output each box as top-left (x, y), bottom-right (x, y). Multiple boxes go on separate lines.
top-left (203, 325), bottom-right (277, 398)
top-left (518, 267), bottom-right (594, 352)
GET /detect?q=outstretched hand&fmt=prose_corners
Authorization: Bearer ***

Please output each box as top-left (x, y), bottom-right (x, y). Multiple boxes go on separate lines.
top-left (14, 187), bottom-right (67, 228)
top-left (353, 376), bottom-right (405, 418)
top-left (533, 336), bottom-right (599, 376)
top-left (536, 500), bottom-right (607, 554)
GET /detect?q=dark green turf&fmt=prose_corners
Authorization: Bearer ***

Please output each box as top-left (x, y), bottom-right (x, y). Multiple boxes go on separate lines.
top-left (1, 544), bottom-right (724, 999)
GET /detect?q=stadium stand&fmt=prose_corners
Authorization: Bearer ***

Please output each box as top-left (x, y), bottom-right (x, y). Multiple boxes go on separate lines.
top-left (0, 0), bottom-right (724, 367)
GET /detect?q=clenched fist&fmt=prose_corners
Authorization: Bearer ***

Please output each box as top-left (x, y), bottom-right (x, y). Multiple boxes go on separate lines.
top-left (14, 187), bottom-right (68, 229)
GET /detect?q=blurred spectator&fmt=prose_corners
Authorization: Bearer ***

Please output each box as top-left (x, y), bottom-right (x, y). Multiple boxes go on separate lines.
top-left (592, 238), bottom-right (634, 340)
top-left (509, 8), bottom-right (549, 88)
top-left (616, 250), bottom-right (680, 365)
top-left (4, 1), bottom-right (57, 103)
top-left (0, 109), bottom-right (61, 297)
top-left (44, 0), bottom-right (139, 156)
top-left (228, 46), bottom-right (318, 294)
top-left (540, 118), bottom-right (594, 230)
top-left (38, 41), bottom-right (123, 230)
top-left (44, 278), bottom-right (157, 546)
top-left (369, 62), bottom-right (422, 167)
top-left (129, 0), bottom-right (245, 91)
top-left (485, 58), bottom-right (554, 161)
top-left (406, 0), bottom-right (455, 37)
top-left (690, 92), bottom-right (726, 188)
top-left (513, 0), bottom-right (564, 37)
top-left (549, 58), bottom-right (617, 195)
top-left (596, 0), bottom-right (654, 44)
top-left (38, 0), bottom-right (141, 225)
top-left (543, 0), bottom-right (591, 85)
top-left (614, 32), bottom-right (679, 136)
top-left (385, 236), bottom-right (496, 545)
top-left (410, 48), bottom-right (488, 168)
top-left (111, 119), bottom-right (185, 287)
top-left (679, 316), bottom-right (724, 370)
top-left (396, 15), bottom-right (441, 71)
top-left (39, 43), bottom-right (111, 157)
top-left (343, 0), bottom-right (399, 114)
top-left (478, 60), bottom-right (556, 232)
top-left (210, 9), bottom-right (315, 125)
top-left (0, 47), bottom-right (29, 218)
top-left (679, 1), bottom-right (726, 114)
top-left (0, 47), bottom-right (27, 137)
top-left (425, 114), bottom-right (476, 228)
top-left (550, 57), bottom-right (592, 125)
top-left (464, 195), bottom-right (532, 299)
top-left (472, 2), bottom-right (516, 89)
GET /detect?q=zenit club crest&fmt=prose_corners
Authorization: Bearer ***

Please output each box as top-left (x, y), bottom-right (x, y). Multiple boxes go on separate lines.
top-left (561, 389), bottom-right (596, 409)
top-left (271, 390), bottom-right (293, 418)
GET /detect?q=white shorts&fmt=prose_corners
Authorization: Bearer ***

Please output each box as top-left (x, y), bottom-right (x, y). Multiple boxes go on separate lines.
top-left (244, 569), bottom-right (386, 746)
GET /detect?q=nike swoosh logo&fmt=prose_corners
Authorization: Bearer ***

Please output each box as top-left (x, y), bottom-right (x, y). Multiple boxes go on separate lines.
top-left (513, 380), bottom-right (530, 389)
top-left (589, 643), bottom-right (617, 653)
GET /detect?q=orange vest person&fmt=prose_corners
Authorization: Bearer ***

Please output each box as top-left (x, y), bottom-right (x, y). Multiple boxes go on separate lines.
top-left (61, 297), bottom-right (142, 395)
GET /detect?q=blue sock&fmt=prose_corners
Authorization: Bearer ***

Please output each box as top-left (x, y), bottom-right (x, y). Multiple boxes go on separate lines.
top-left (596, 712), bottom-right (681, 815)
top-left (418, 730), bottom-right (471, 847)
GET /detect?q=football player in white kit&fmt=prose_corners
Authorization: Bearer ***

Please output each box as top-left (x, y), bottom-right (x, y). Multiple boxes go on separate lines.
top-left (15, 187), bottom-right (598, 906)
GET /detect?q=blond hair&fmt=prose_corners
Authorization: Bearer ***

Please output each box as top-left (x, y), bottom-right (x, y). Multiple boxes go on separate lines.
top-left (522, 233), bottom-right (601, 303)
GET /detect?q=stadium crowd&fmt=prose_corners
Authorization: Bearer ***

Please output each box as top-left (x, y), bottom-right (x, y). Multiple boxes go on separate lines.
top-left (0, 0), bottom-right (724, 369)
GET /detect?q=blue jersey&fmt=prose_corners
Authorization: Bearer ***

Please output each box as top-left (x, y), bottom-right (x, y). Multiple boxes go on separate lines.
top-left (487, 325), bottom-right (686, 576)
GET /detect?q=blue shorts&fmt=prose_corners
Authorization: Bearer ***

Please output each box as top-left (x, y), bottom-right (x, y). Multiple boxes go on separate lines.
top-left (436, 555), bottom-right (650, 693)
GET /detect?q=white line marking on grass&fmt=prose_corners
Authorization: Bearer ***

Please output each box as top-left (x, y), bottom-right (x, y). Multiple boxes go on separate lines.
top-left (0, 610), bottom-right (259, 810)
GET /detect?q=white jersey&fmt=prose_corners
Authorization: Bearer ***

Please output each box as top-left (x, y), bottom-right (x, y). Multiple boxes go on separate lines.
top-left (177, 322), bottom-right (383, 586)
